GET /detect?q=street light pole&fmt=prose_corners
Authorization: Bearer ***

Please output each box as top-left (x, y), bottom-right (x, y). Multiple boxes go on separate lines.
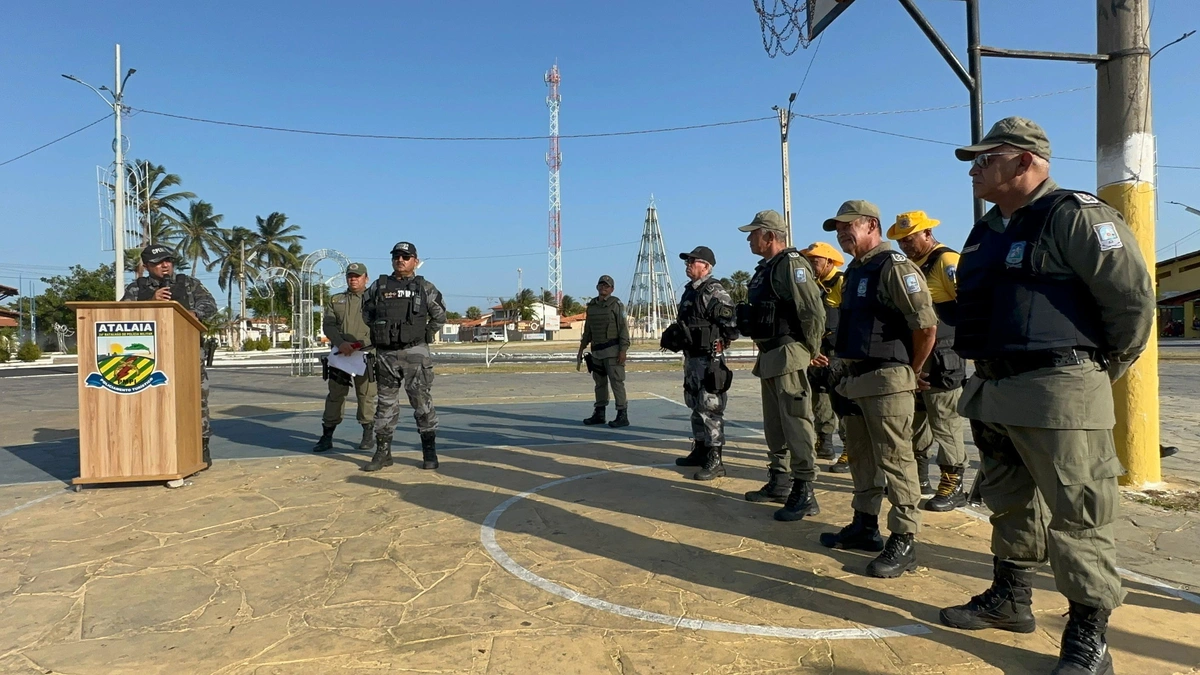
top-left (113, 44), bottom-right (127, 297)
top-left (62, 44), bottom-right (135, 300)
top-left (773, 92), bottom-right (797, 248)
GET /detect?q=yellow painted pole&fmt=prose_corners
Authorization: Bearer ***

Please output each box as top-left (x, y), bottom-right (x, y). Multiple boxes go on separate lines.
top-left (1098, 0), bottom-right (1159, 487)
top-left (1099, 183), bottom-right (1161, 486)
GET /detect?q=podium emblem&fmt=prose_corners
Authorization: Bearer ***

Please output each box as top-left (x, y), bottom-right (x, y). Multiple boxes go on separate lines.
top-left (86, 321), bottom-right (169, 394)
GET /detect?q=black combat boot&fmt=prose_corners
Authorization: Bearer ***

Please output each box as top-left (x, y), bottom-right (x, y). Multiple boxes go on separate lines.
top-left (939, 557), bottom-right (1036, 633)
top-left (583, 407), bottom-right (606, 425)
top-left (420, 431), bottom-right (439, 470)
top-left (693, 445), bottom-right (725, 481)
top-left (1051, 602), bottom-right (1114, 675)
top-left (925, 465), bottom-right (968, 512)
top-left (363, 435), bottom-right (393, 472)
top-left (313, 425), bottom-right (336, 453)
top-left (917, 457), bottom-right (934, 496)
top-left (865, 532), bottom-right (918, 578)
top-left (744, 471), bottom-right (791, 503)
top-left (815, 432), bottom-right (838, 460)
top-left (675, 440), bottom-right (707, 467)
top-left (358, 424), bottom-right (374, 450)
top-left (608, 409), bottom-right (630, 428)
top-left (827, 450), bottom-right (851, 473)
top-left (201, 438), bottom-right (212, 469)
top-left (774, 479), bottom-right (820, 521)
top-left (819, 511), bottom-right (885, 551)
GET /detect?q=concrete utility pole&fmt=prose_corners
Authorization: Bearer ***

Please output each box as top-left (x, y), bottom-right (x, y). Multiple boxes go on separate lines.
top-left (239, 240), bottom-right (247, 349)
top-left (774, 93), bottom-right (797, 247)
top-left (1098, 0), bottom-right (1159, 486)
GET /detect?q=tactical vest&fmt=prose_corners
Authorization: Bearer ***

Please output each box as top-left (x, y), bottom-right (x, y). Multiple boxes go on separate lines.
top-left (954, 190), bottom-right (1105, 361)
top-left (369, 274), bottom-right (429, 349)
top-left (819, 271), bottom-right (843, 354)
top-left (135, 275), bottom-right (193, 310)
top-left (919, 246), bottom-right (958, 349)
top-left (834, 252), bottom-right (911, 363)
top-left (677, 277), bottom-right (721, 354)
top-left (743, 249), bottom-right (806, 341)
top-left (585, 297), bottom-right (622, 350)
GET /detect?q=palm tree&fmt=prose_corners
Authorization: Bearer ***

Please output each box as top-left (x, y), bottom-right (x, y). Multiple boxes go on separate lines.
top-left (727, 270), bottom-right (752, 303)
top-left (175, 201), bottom-right (225, 275)
top-left (209, 227), bottom-right (255, 343)
top-left (249, 212), bottom-right (305, 270)
top-left (127, 160), bottom-right (195, 246)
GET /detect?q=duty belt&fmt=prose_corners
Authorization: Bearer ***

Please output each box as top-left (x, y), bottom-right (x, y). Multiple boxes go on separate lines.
top-left (974, 348), bottom-right (1097, 380)
top-left (845, 359), bottom-right (907, 377)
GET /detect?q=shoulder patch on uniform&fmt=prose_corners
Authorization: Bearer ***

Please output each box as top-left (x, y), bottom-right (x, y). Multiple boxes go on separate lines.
top-left (787, 251), bottom-right (800, 258)
top-left (856, 278), bottom-right (869, 297)
top-left (1093, 222), bottom-right (1123, 251)
top-left (794, 267), bottom-right (808, 284)
top-left (902, 273), bottom-right (922, 294)
top-left (332, 295), bottom-right (346, 303)
top-left (891, 253), bottom-right (907, 263)
top-left (961, 244), bottom-right (980, 254)
top-left (1072, 192), bottom-right (1101, 206)
top-left (944, 265), bottom-right (957, 283)
top-left (1005, 241), bottom-right (1026, 267)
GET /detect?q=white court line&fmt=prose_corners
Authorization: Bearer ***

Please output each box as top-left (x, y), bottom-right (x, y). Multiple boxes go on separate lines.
top-left (645, 392), bottom-right (765, 437)
top-left (480, 462), bottom-right (931, 640)
top-left (0, 492), bottom-right (63, 518)
top-left (959, 507), bottom-right (1200, 607)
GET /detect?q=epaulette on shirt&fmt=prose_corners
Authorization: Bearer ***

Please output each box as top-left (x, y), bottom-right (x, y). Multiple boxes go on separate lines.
top-left (891, 252), bottom-right (907, 263)
top-left (1071, 192), bottom-right (1102, 207)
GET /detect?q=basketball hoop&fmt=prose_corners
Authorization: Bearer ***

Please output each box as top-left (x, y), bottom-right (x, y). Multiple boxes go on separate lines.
top-left (754, 0), bottom-right (855, 57)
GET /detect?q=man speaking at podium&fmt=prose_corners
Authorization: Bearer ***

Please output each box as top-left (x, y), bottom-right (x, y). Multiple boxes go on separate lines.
top-left (122, 244), bottom-right (219, 470)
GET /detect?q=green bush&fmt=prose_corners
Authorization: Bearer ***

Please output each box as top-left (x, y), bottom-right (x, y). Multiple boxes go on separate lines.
top-left (241, 338), bottom-right (257, 351)
top-left (257, 336), bottom-right (272, 351)
top-left (17, 341), bottom-right (41, 362)
top-left (0, 349), bottom-right (9, 363)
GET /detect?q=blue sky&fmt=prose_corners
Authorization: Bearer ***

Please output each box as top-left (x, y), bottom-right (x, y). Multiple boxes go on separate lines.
top-left (2, 0), bottom-right (1198, 313)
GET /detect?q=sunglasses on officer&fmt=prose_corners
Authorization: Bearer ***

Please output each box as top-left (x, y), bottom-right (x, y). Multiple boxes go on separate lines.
top-left (971, 151), bottom-right (1023, 170)
top-left (392, 253), bottom-right (415, 261)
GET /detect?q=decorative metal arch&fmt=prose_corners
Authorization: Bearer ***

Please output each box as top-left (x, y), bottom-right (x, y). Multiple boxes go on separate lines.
top-left (296, 249), bottom-right (350, 376)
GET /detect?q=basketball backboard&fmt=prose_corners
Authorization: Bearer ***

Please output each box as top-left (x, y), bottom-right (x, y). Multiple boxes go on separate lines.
top-left (808, 0), bottom-right (855, 41)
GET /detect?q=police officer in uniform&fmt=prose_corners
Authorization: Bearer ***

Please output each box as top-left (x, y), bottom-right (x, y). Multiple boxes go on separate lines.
top-left (121, 244), bottom-right (219, 470)
top-left (817, 200), bottom-right (939, 579)
top-left (735, 211), bottom-right (826, 522)
top-left (313, 262), bottom-right (377, 454)
top-left (665, 246), bottom-right (738, 481)
top-left (887, 211), bottom-right (969, 512)
top-left (801, 242), bottom-right (846, 465)
top-left (939, 117), bottom-right (1153, 675)
top-left (577, 275), bottom-right (632, 428)
top-left (361, 242), bottom-right (447, 471)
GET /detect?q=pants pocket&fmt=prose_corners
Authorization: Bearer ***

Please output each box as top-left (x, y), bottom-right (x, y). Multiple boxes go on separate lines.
top-left (780, 370), bottom-right (809, 417)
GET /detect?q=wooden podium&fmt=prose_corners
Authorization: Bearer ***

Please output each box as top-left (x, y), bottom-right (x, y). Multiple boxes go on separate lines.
top-left (68, 300), bottom-right (206, 487)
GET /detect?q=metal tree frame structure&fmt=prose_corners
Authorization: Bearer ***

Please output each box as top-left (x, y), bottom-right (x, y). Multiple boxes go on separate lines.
top-left (627, 198), bottom-right (677, 340)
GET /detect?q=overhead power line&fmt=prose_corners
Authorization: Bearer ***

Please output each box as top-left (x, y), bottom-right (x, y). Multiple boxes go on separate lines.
top-left (0, 114), bottom-right (113, 167)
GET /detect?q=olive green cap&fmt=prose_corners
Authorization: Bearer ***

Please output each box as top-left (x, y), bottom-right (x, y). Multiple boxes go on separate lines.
top-left (738, 210), bottom-right (788, 233)
top-left (597, 275), bottom-right (615, 287)
top-left (955, 116), bottom-right (1051, 161)
top-left (345, 262), bottom-right (368, 276)
top-left (821, 200), bottom-right (881, 232)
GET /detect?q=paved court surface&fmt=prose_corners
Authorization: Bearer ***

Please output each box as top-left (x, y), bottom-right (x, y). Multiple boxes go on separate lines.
top-left (1, 368), bottom-right (1198, 673)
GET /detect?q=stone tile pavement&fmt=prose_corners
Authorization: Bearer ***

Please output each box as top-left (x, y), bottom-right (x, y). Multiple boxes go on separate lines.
top-left (0, 368), bottom-right (1197, 673)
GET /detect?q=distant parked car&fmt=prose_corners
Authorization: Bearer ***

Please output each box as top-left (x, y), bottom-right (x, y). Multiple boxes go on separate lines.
top-left (473, 330), bottom-right (506, 342)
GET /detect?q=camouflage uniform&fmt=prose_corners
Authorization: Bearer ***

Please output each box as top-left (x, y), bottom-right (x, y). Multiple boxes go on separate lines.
top-left (121, 273), bottom-right (218, 439)
top-left (363, 275), bottom-right (446, 438)
top-left (677, 275), bottom-right (738, 447)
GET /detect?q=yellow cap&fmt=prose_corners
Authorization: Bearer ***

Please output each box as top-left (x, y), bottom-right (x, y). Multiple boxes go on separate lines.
top-left (887, 210), bottom-right (940, 240)
top-left (801, 242), bottom-right (845, 267)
